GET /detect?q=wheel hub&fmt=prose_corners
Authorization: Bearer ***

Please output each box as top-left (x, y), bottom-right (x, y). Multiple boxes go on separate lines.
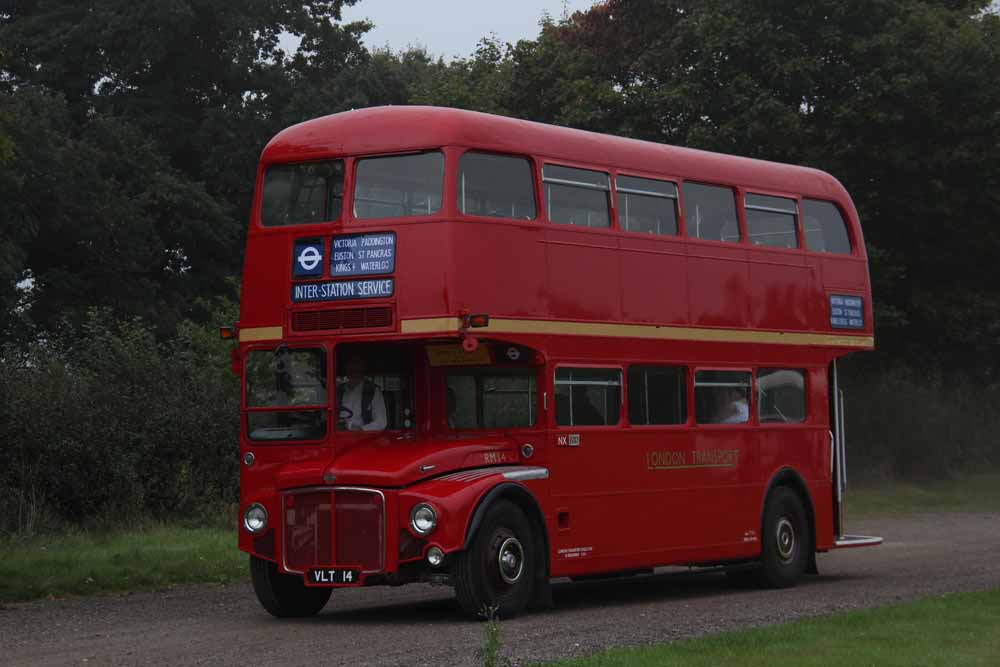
top-left (497, 537), bottom-right (525, 584)
top-left (776, 517), bottom-right (796, 563)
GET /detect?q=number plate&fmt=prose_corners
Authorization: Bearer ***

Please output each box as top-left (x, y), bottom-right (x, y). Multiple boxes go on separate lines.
top-left (305, 567), bottom-right (362, 586)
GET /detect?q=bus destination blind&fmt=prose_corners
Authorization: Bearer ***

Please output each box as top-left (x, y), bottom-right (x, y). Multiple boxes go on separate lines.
top-left (829, 295), bottom-right (864, 329)
top-left (292, 278), bottom-right (394, 303)
top-left (330, 232), bottom-right (395, 277)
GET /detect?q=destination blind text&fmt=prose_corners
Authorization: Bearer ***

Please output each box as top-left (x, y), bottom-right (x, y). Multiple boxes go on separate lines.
top-left (292, 278), bottom-right (394, 303)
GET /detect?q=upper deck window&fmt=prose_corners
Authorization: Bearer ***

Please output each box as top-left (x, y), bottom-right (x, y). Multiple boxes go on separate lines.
top-left (682, 182), bottom-right (740, 242)
top-left (354, 152), bottom-right (444, 219)
top-left (458, 152), bottom-right (536, 220)
top-left (543, 164), bottom-right (611, 228)
top-left (745, 193), bottom-right (799, 248)
top-left (802, 199), bottom-right (852, 254)
top-left (261, 160), bottom-right (344, 226)
top-left (616, 175), bottom-right (679, 236)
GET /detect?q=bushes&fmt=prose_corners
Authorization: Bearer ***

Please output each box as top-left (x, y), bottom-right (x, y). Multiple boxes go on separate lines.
top-left (843, 363), bottom-right (1000, 482)
top-left (0, 305), bottom-right (239, 535)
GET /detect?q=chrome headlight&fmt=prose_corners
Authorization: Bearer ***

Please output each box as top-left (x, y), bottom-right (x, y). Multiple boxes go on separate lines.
top-left (410, 503), bottom-right (438, 535)
top-left (243, 503), bottom-right (268, 534)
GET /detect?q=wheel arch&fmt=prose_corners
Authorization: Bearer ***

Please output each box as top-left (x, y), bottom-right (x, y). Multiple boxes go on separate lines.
top-left (761, 467), bottom-right (817, 562)
top-left (463, 482), bottom-right (548, 555)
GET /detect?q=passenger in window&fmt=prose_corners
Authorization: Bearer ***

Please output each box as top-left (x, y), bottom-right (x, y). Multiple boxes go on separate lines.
top-left (717, 388), bottom-right (749, 424)
top-left (339, 357), bottom-right (387, 431)
top-left (573, 385), bottom-right (606, 426)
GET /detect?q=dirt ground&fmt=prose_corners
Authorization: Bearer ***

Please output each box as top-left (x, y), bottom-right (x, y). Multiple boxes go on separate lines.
top-left (1, 513), bottom-right (998, 666)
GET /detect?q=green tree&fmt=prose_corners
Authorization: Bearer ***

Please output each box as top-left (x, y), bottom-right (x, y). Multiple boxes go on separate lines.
top-left (0, 1), bottom-right (378, 342)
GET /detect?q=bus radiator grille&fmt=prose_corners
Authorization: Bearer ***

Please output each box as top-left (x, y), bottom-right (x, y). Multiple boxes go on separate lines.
top-left (283, 489), bottom-right (385, 574)
top-left (291, 307), bottom-right (394, 332)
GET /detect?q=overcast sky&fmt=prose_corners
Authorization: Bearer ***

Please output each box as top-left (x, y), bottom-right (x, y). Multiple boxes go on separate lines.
top-left (339, 0), bottom-right (599, 59)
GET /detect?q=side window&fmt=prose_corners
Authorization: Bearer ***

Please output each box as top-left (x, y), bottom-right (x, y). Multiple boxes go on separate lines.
top-left (802, 199), bottom-right (852, 254)
top-left (628, 365), bottom-right (686, 425)
top-left (261, 160), bottom-right (344, 226)
top-left (694, 370), bottom-right (750, 424)
top-left (745, 193), bottom-right (798, 248)
top-left (555, 367), bottom-right (621, 426)
top-left (616, 175), bottom-right (679, 236)
top-left (354, 152), bottom-right (444, 219)
top-left (457, 152), bottom-right (536, 220)
top-left (543, 164), bottom-right (611, 228)
top-left (682, 182), bottom-right (740, 242)
top-left (757, 369), bottom-right (806, 423)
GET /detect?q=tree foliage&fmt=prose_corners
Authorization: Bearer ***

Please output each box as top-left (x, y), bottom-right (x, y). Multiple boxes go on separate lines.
top-left (0, 1), bottom-right (998, 527)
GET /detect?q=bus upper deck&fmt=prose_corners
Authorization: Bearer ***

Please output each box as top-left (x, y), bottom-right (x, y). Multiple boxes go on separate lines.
top-left (238, 106), bottom-right (872, 355)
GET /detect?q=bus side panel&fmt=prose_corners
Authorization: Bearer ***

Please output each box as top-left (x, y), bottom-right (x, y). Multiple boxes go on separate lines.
top-left (619, 235), bottom-right (689, 325)
top-left (686, 244), bottom-right (749, 328)
top-left (449, 220), bottom-right (547, 318)
top-left (758, 437), bottom-right (834, 553)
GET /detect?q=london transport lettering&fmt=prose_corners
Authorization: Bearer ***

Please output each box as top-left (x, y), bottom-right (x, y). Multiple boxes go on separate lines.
top-left (647, 449), bottom-right (740, 470)
top-left (331, 232), bottom-right (396, 277)
top-left (291, 278), bottom-right (394, 303)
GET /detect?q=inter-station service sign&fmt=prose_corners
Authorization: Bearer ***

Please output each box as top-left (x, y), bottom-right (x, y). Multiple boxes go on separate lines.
top-left (291, 232), bottom-right (395, 303)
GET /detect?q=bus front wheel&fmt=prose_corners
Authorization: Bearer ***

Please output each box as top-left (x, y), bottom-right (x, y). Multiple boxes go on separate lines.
top-left (756, 486), bottom-right (810, 588)
top-left (250, 555), bottom-right (332, 617)
top-left (453, 500), bottom-right (537, 619)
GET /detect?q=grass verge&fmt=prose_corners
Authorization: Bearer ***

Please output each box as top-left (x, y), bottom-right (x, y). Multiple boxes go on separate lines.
top-left (540, 588), bottom-right (1000, 666)
top-left (0, 525), bottom-right (243, 604)
top-left (848, 471), bottom-right (1000, 518)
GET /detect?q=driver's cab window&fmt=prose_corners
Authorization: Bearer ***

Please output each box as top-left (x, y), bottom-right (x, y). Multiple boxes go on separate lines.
top-left (335, 343), bottom-right (412, 431)
top-left (445, 370), bottom-right (537, 430)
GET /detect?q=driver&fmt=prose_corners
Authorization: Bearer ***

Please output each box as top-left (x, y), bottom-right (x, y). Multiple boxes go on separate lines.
top-left (339, 356), bottom-right (387, 431)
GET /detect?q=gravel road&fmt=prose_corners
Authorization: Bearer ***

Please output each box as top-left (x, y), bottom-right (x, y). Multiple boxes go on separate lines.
top-left (2, 513), bottom-right (997, 666)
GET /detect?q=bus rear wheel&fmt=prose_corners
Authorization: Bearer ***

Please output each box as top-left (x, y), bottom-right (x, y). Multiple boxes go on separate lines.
top-left (756, 486), bottom-right (810, 589)
top-left (250, 555), bottom-right (332, 617)
top-left (453, 500), bottom-right (537, 619)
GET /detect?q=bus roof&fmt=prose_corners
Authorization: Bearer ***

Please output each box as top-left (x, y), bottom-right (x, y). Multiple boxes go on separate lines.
top-left (262, 106), bottom-right (851, 205)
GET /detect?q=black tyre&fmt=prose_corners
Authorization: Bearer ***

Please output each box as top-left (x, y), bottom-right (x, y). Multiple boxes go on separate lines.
top-left (755, 486), bottom-right (811, 589)
top-left (250, 555), bottom-right (332, 618)
top-left (453, 500), bottom-right (537, 619)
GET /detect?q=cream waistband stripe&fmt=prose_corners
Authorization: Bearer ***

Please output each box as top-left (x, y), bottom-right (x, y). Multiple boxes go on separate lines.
top-left (400, 317), bottom-right (873, 348)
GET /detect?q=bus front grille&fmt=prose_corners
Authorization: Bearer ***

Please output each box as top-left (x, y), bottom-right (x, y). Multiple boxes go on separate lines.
top-left (282, 488), bottom-right (385, 574)
top-left (291, 307), bottom-right (394, 332)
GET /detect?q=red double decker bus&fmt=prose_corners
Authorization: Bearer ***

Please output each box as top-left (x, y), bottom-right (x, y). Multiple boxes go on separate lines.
top-left (234, 106), bottom-right (881, 619)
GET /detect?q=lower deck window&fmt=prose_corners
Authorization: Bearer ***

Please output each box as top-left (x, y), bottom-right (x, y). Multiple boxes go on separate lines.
top-left (555, 367), bottom-right (621, 426)
top-left (628, 365), bottom-right (686, 425)
top-left (757, 369), bottom-right (806, 423)
top-left (695, 370), bottom-right (750, 424)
